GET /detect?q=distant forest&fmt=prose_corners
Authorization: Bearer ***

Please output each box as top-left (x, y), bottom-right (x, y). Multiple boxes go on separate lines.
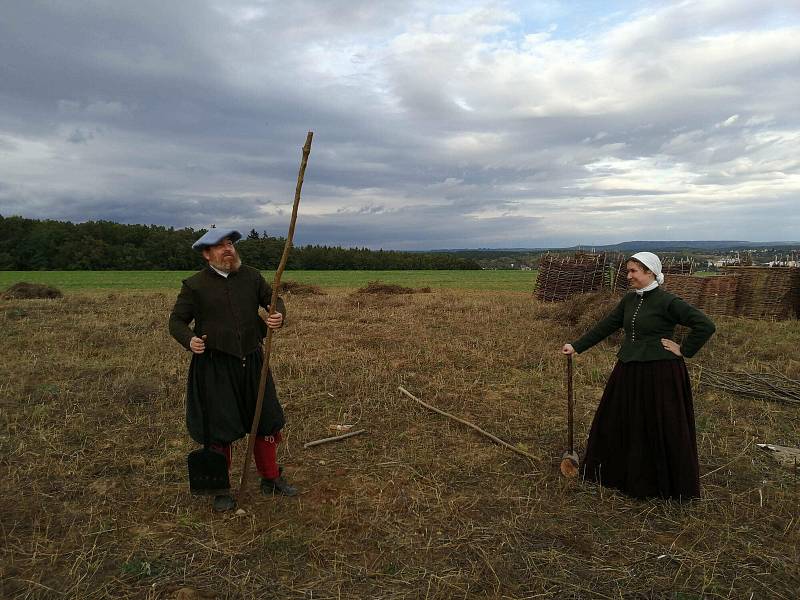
top-left (0, 215), bottom-right (481, 271)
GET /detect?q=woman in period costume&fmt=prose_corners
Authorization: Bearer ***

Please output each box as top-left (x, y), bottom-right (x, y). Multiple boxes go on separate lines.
top-left (561, 252), bottom-right (715, 500)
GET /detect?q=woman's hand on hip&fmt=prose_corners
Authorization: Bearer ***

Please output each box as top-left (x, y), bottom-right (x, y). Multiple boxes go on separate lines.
top-left (661, 338), bottom-right (682, 356)
top-left (562, 343), bottom-right (575, 355)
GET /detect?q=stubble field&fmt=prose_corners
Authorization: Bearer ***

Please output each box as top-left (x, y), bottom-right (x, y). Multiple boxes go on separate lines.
top-left (1, 283), bottom-right (799, 599)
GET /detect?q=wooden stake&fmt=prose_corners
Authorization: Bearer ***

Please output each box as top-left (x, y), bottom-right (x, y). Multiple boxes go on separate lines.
top-left (238, 131), bottom-right (313, 499)
top-left (397, 386), bottom-right (537, 462)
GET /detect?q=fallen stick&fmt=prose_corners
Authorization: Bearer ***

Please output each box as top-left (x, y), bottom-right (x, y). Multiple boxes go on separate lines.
top-left (398, 386), bottom-right (537, 462)
top-left (304, 429), bottom-right (367, 448)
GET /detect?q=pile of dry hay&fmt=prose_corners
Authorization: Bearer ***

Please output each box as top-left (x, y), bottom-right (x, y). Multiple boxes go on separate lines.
top-left (2, 282), bottom-right (63, 299)
top-left (536, 290), bottom-right (621, 336)
top-left (355, 280), bottom-right (432, 295)
top-left (278, 279), bottom-right (326, 296)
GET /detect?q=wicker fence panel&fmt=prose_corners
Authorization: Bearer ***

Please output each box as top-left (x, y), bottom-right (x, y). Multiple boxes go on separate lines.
top-left (664, 275), bottom-right (740, 318)
top-left (660, 270), bottom-right (796, 320)
top-left (535, 253), bottom-right (609, 302)
top-left (721, 266), bottom-right (800, 320)
top-left (664, 260), bottom-right (695, 276)
top-left (613, 262), bottom-right (628, 292)
top-left (662, 274), bottom-right (705, 307)
top-left (700, 275), bottom-right (739, 318)
top-left (539, 257), bottom-right (798, 319)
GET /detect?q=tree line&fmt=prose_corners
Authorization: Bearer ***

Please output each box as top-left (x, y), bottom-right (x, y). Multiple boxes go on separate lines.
top-left (0, 215), bottom-right (481, 271)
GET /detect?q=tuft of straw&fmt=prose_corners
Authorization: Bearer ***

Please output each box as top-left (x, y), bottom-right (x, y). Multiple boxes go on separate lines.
top-left (278, 279), bottom-right (326, 296)
top-left (3, 281), bottom-right (63, 299)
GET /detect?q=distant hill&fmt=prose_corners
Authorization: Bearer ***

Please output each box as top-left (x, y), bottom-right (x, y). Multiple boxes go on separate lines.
top-left (437, 241), bottom-right (800, 253)
top-left (571, 241), bottom-right (800, 252)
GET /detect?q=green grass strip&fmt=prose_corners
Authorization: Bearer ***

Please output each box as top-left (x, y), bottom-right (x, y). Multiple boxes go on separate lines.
top-left (0, 270), bottom-right (538, 292)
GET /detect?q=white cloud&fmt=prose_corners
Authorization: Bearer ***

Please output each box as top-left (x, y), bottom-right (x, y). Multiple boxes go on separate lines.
top-left (720, 115), bottom-right (739, 127)
top-left (1, 0), bottom-right (799, 247)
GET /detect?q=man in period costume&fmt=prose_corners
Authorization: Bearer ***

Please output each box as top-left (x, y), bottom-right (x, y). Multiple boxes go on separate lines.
top-left (169, 228), bottom-right (296, 511)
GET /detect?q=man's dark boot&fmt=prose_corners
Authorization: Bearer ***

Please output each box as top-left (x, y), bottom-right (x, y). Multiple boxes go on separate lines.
top-left (213, 493), bottom-right (237, 512)
top-left (261, 467), bottom-right (298, 497)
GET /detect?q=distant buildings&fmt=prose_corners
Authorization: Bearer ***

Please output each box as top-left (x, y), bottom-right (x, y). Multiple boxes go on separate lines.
top-left (708, 251), bottom-right (798, 268)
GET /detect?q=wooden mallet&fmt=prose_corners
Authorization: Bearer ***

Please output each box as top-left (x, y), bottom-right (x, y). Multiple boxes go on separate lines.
top-left (560, 353), bottom-right (580, 478)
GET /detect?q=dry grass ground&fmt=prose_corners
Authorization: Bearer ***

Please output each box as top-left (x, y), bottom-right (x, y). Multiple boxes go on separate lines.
top-left (1, 289), bottom-right (799, 599)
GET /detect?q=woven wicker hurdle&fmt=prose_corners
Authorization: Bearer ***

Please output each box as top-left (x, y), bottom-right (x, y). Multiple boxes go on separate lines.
top-left (662, 274), bottom-right (705, 307)
top-left (701, 275), bottom-right (739, 318)
top-left (542, 255), bottom-right (797, 320)
top-left (535, 253), bottom-right (609, 302)
top-left (721, 266), bottom-right (800, 320)
top-left (663, 274), bottom-right (739, 318)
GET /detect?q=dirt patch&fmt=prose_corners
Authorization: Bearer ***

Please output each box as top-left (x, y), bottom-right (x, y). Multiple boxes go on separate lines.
top-left (173, 588), bottom-right (216, 600)
top-left (120, 378), bottom-right (161, 405)
top-left (278, 279), bottom-right (326, 296)
top-left (355, 280), bottom-right (432, 295)
top-left (22, 382), bottom-right (62, 404)
top-left (2, 281), bottom-right (63, 299)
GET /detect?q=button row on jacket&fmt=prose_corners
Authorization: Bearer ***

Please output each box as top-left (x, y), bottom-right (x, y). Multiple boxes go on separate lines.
top-left (630, 296), bottom-right (644, 342)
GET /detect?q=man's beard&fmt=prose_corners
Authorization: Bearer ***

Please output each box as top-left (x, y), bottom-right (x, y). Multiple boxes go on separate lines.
top-left (209, 252), bottom-right (242, 273)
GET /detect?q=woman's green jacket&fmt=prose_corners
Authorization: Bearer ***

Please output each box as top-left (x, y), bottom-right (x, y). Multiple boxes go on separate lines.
top-left (571, 286), bottom-right (715, 361)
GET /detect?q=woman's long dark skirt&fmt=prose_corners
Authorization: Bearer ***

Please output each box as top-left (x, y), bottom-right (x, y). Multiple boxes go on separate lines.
top-left (581, 358), bottom-right (700, 500)
top-left (186, 348), bottom-right (285, 446)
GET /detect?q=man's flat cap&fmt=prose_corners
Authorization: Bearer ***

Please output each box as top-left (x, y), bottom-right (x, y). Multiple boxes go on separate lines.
top-left (191, 228), bottom-right (243, 250)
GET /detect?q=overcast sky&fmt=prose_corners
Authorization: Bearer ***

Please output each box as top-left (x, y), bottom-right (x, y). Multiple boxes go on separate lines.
top-left (1, 1), bottom-right (798, 249)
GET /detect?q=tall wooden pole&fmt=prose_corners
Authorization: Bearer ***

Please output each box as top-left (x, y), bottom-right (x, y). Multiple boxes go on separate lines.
top-left (238, 131), bottom-right (313, 499)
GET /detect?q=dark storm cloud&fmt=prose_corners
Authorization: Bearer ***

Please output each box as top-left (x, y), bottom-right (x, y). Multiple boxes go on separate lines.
top-left (1, 1), bottom-right (799, 248)
top-left (291, 205), bottom-right (546, 249)
top-left (0, 188), bottom-right (267, 231)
